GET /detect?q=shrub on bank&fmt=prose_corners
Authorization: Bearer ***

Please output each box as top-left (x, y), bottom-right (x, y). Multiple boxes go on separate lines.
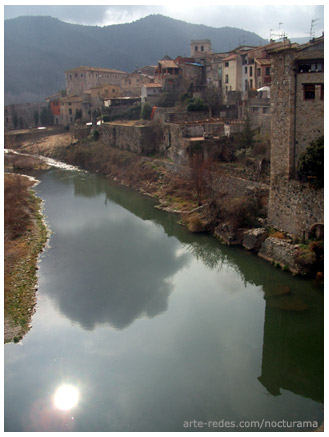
top-left (4, 174), bottom-right (32, 239)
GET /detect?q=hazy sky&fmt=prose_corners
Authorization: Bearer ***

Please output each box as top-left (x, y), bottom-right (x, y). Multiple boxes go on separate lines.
top-left (3, 3), bottom-right (324, 39)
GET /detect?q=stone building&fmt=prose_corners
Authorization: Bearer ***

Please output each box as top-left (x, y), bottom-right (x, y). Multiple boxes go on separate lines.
top-left (4, 102), bottom-right (48, 130)
top-left (267, 36), bottom-right (324, 237)
top-left (222, 53), bottom-right (242, 102)
top-left (83, 84), bottom-right (121, 105)
top-left (141, 83), bottom-right (163, 105)
top-left (154, 58), bottom-right (180, 86)
top-left (46, 92), bottom-right (63, 125)
top-left (60, 95), bottom-right (84, 126)
top-left (190, 40), bottom-right (212, 59)
top-left (120, 72), bottom-right (154, 97)
top-left (245, 40), bottom-right (293, 95)
top-left (65, 66), bottom-right (128, 96)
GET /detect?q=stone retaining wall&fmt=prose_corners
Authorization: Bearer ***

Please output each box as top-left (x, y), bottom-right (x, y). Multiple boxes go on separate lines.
top-left (268, 179), bottom-right (323, 238)
top-left (100, 123), bottom-right (165, 155)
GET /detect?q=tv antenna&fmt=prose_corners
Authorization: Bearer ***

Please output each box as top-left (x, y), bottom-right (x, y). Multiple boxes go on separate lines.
top-left (310, 18), bottom-right (319, 40)
top-left (270, 23), bottom-right (287, 41)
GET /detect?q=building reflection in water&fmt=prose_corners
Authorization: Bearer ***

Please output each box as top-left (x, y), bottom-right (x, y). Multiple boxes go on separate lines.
top-left (258, 289), bottom-right (323, 403)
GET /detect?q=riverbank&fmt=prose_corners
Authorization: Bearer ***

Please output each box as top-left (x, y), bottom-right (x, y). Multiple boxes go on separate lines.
top-left (4, 173), bottom-right (48, 343)
top-left (12, 131), bottom-right (324, 279)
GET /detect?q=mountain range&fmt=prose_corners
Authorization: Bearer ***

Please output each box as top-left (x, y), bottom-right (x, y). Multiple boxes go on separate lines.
top-left (4, 14), bottom-right (268, 105)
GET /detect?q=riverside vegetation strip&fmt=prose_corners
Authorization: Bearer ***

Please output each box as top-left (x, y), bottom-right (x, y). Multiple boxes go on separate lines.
top-left (16, 130), bottom-right (323, 279)
top-left (4, 172), bottom-right (48, 343)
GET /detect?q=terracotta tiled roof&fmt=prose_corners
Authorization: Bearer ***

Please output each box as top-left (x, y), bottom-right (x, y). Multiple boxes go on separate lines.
top-left (142, 83), bottom-right (162, 88)
top-left (255, 58), bottom-right (271, 65)
top-left (223, 54), bottom-right (237, 61)
top-left (158, 60), bottom-right (179, 69)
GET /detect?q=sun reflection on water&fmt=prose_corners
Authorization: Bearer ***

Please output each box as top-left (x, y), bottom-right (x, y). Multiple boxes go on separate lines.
top-left (53, 384), bottom-right (79, 411)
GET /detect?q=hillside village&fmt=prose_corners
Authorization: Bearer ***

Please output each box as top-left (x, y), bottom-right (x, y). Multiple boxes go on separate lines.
top-left (4, 35), bottom-right (324, 276)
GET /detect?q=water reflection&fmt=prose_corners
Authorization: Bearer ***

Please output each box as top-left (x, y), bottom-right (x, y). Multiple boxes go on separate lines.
top-left (4, 167), bottom-right (324, 431)
top-left (53, 385), bottom-right (79, 411)
top-left (37, 169), bottom-right (323, 405)
top-left (37, 170), bottom-right (190, 330)
top-left (259, 300), bottom-right (323, 403)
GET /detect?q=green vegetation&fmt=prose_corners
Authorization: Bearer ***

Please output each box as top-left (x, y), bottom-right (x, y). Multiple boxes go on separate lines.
top-left (40, 106), bottom-right (54, 126)
top-left (236, 113), bottom-right (255, 150)
top-left (92, 130), bottom-right (100, 141)
top-left (157, 93), bottom-right (178, 108)
top-left (75, 109), bottom-right (82, 121)
top-left (34, 110), bottom-right (39, 127)
top-left (141, 103), bottom-right (153, 120)
top-left (297, 136), bottom-right (324, 188)
top-left (4, 174), bottom-right (48, 343)
top-left (103, 105), bottom-right (142, 122)
top-left (186, 97), bottom-right (209, 112)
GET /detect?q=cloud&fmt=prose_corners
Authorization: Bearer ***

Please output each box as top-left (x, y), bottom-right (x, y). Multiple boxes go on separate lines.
top-left (4, 5), bottom-right (324, 38)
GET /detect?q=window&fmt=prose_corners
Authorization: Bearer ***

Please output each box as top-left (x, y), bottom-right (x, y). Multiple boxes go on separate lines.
top-left (252, 107), bottom-right (259, 112)
top-left (201, 45), bottom-right (204, 51)
top-left (317, 63), bottom-right (323, 72)
top-left (81, 74), bottom-right (83, 77)
top-left (69, 108), bottom-right (72, 115)
top-left (245, 66), bottom-right (247, 74)
top-left (6, 117), bottom-right (8, 123)
top-left (75, 73), bottom-right (77, 77)
top-left (195, 46), bottom-right (198, 52)
top-left (225, 61), bottom-right (229, 67)
top-left (265, 67), bottom-right (271, 76)
top-left (263, 107), bottom-right (269, 114)
top-left (70, 117), bottom-right (73, 122)
top-left (249, 66), bottom-right (253, 77)
top-left (70, 74), bottom-right (72, 79)
top-left (298, 61), bottom-right (324, 73)
top-left (250, 79), bottom-right (253, 88)
top-left (321, 84), bottom-right (324, 100)
top-left (225, 74), bottom-right (229, 84)
top-left (304, 84), bottom-right (315, 99)
top-left (257, 68), bottom-right (261, 77)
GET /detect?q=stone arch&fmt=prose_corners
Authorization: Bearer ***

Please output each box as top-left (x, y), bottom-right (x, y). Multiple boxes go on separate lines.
top-left (309, 223), bottom-right (324, 240)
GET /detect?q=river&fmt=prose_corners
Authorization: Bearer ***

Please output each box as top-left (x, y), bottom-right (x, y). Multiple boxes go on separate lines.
top-left (4, 167), bottom-right (324, 432)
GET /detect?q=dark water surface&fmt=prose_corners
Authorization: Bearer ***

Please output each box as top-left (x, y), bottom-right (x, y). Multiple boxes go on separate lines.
top-left (4, 168), bottom-right (323, 432)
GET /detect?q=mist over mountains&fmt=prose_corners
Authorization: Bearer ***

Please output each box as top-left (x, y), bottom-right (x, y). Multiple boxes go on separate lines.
top-left (4, 14), bottom-right (268, 104)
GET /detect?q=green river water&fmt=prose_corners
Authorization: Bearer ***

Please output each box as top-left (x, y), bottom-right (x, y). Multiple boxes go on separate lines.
top-left (4, 167), bottom-right (323, 432)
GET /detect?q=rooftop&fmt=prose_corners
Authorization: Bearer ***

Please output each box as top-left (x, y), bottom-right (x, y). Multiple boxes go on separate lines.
top-left (223, 54), bottom-right (237, 62)
top-left (142, 83), bottom-right (162, 88)
top-left (158, 60), bottom-right (179, 69)
top-left (255, 58), bottom-right (271, 65)
top-left (65, 66), bottom-right (127, 74)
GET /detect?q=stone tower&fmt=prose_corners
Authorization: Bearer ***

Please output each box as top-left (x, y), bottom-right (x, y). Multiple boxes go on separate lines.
top-left (190, 40), bottom-right (212, 58)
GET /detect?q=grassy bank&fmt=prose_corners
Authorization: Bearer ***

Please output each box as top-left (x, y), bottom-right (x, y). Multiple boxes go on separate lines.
top-left (4, 173), bottom-right (48, 343)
